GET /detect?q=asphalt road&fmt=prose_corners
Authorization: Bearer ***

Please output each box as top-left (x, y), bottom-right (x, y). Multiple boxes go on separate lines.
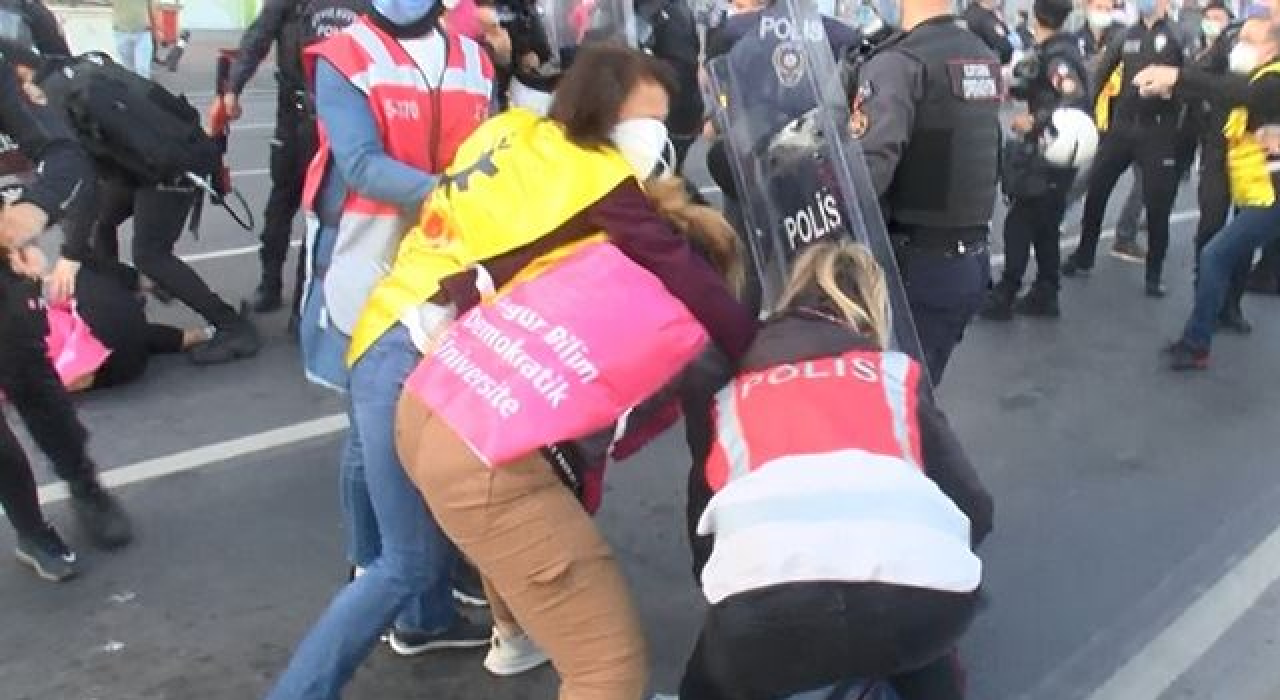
top-left (3, 32), bottom-right (1280, 700)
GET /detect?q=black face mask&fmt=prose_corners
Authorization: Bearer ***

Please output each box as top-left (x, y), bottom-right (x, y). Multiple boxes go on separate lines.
top-left (369, 4), bottom-right (446, 38)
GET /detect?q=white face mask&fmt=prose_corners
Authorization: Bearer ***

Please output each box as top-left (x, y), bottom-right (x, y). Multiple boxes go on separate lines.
top-left (1201, 18), bottom-right (1223, 39)
top-left (1229, 43), bottom-right (1260, 74)
top-left (1088, 9), bottom-right (1114, 30)
top-left (610, 117), bottom-right (673, 180)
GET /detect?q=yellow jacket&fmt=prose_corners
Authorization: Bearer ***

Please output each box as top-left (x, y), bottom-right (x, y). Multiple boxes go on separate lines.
top-left (1224, 62), bottom-right (1280, 208)
top-left (347, 109), bottom-right (634, 364)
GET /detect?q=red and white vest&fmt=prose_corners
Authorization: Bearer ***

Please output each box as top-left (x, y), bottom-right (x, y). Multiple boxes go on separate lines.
top-left (697, 350), bottom-right (980, 604)
top-left (301, 17), bottom-right (492, 335)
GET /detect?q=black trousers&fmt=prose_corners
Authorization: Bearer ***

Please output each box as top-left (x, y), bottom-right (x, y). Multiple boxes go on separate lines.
top-left (900, 243), bottom-right (990, 384)
top-left (86, 176), bottom-right (240, 328)
top-left (999, 171), bottom-right (1074, 292)
top-left (678, 582), bottom-right (979, 700)
top-left (260, 91), bottom-right (318, 303)
top-left (0, 267), bottom-right (97, 537)
top-left (1193, 151), bottom-right (1250, 314)
top-left (1075, 118), bottom-right (1181, 283)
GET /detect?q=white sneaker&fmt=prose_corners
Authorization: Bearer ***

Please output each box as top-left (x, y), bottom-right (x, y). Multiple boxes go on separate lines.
top-left (483, 628), bottom-right (550, 676)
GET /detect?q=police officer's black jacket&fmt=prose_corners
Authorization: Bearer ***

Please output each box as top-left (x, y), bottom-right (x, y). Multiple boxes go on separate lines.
top-left (1093, 17), bottom-right (1186, 122)
top-left (637, 0), bottom-right (703, 136)
top-left (0, 52), bottom-right (89, 231)
top-left (228, 0), bottom-right (369, 96)
top-left (0, 0), bottom-right (69, 56)
top-left (1018, 32), bottom-right (1090, 135)
top-left (1075, 21), bottom-right (1121, 62)
top-left (962, 2), bottom-right (1013, 64)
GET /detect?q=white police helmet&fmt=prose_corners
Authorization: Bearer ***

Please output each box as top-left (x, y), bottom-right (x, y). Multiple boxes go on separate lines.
top-left (1041, 107), bottom-right (1098, 168)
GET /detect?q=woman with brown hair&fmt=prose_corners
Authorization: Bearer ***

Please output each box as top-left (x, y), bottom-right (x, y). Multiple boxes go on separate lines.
top-left (386, 43), bottom-right (755, 700)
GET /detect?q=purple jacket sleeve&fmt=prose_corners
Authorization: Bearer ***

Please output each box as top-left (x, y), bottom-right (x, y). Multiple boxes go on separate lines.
top-left (585, 179), bottom-right (757, 361)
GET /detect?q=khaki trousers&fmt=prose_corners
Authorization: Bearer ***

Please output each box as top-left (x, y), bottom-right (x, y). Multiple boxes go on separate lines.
top-left (396, 394), bottom-right (649, 700)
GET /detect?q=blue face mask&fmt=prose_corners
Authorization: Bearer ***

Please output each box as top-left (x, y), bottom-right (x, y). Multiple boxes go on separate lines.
top-left (374, 0), bottom-right (439, 25)
top-left (1135, 0), bottom-right (1159, 17)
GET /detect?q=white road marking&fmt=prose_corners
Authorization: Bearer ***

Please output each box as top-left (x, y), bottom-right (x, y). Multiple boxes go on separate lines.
top-left (36, 414), bottom-right (349, 505)
top-left (180, 239), bottom-right (301, 263)
top-left (992, 209), bottom-right (1198, 268)
top-left (1085, 525), bottom-right (1280, 700)
top-left (232, 122), bottom-right (275, 131)
top-left (231, 167), bottom-right (270, 177)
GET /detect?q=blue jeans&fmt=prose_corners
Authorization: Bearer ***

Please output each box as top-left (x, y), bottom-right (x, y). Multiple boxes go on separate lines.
top-left (340, 407), bottom-right (379, 568)
top-left (267, 325), bottom-right (459, 700)
top-left (1181, 202), bottom-right (1280, 351)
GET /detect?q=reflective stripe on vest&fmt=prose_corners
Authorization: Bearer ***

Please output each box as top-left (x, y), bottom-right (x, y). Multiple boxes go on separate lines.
top-left (299, 19), bottom-right (492, 336)
top-left (1224, 62), bottom-right (1280, 208)
top-left (704, 350), bottom-right (925, 493)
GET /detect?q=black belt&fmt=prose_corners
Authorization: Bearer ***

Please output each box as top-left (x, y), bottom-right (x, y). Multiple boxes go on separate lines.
top-left (892, 235), bottom-right (989, 258)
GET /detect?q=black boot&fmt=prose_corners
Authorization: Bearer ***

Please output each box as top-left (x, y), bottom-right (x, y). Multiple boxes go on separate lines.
top-left (251, 278), bottom-right (284, 313)
top-left (69, 480), bottom-right (133, 550)
top-left (1145, 278), bottom-right (1168, 298)
top-left (979, 284), bottom-right (1016, 321)
top-left (1014, 283), bottom-right (1060, 317)
top-left (190, 303), bottom-right (263, 365)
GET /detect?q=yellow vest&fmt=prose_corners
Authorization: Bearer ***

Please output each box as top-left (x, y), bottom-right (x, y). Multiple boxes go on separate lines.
top-left (1224, 62), bottom-right (1280, 208)
top-left (1094, 66), bottom-right (1123, 133)
top-left (347, 109), bottom-right (634, 364)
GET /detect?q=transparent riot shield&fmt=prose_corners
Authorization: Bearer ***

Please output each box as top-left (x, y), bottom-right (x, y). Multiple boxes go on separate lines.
top-left (539, 0), bottom-right (637, 68)
top-left (706, 0), bottom-right (925, 365)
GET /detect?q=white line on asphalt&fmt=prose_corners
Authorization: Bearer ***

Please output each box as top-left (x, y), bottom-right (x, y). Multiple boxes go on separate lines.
top-left (991, 209), bottom-right (1199, 268)
top-left (1085, 526), bottom-right (1280, 700)
top-left (232, 122), bottom-right (275, 131)
top-left (232, 167), bottom-right (269, 177)
top-left (180, 239), bottom-right (301, 263)
top-left (36, 414), bottom-right (350, 505)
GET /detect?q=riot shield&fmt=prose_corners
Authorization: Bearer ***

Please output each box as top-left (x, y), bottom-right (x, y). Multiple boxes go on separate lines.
top-left (705, 0), bottom-right (924, 365)
top-left (538, 0), bottom-right (637, 67)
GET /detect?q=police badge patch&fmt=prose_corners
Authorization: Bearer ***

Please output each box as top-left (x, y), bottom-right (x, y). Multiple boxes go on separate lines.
top-left (849, 82), bottom-right (873, 138)
top-left (773, 42), bottom-right (806, 88)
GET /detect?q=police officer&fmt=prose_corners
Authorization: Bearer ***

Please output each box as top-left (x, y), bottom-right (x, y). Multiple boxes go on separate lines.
top-left (1063, 0), bottom-right (1185, 297)
top-left (963, 0), bottom-right (1014, 64)
top-left (851, 0), bottom-right (1002, 382)
top-left (219, 0), bottom-right (369, 316)
top-left (0, 40), bottom-right (131, 582)
top-left (981, 0), bottom-right (1087, 321)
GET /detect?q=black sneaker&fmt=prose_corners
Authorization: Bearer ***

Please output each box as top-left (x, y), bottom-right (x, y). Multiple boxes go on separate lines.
top-left (70, 483), bottom-right (133, 550)
top-left (190, 305), bottom-right (262, 366)
top-left (1109, 240), bottom-right (1147, 263)
top-left (1166, 340), bottom-right (1210, 371)
top-left (1217, 307), bottom-right (1254, 334)
top-left (251, 282), bottom-right (284, 313)
top-left (1062, 254), bottom-right (1092, 278)
top-left (16, 525), bottom-right (79, 582)
top-left (1014, 286), bottom-right (1060, 318)
top-left (388, 618), bottom-right (491, 656)
top-left (978, 287), bottom-right (1015, 321)
top-left (1145, 280), bottom-right (1168, 298)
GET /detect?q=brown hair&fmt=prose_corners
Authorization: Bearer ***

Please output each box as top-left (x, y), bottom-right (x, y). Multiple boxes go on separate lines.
top-left (548, 42), bottom-right (678, 149)
top-left (644, 177), bottom-right (745, 296)
top-left (775, 241), bottom-right (891, 349)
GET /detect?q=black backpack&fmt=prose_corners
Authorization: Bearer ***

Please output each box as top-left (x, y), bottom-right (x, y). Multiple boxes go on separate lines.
top-left (40, 52), bottom-right (220, 186)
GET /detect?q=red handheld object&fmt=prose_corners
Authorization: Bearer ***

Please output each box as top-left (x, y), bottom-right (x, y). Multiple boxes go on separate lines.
top-left (210, 49), bottom-right (239, 195)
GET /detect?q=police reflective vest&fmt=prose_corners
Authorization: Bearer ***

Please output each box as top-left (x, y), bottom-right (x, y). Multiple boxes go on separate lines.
top-left (881, 18), bottom-right (1002, 230)
top-left (301, 17), bottom-right (493, 337)
top-left (1224, 61), bottom-right (1280, 208)
top-left (696, 348), bottom-right (980, 604)
top-left (347, 108), bottom-right (636, 364)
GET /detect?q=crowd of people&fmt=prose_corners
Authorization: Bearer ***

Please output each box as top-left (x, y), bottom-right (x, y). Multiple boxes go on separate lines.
top-left (2, 0), bottom-right (1280, 697)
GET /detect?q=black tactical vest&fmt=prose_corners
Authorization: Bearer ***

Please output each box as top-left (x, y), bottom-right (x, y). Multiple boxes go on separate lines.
top-left (281, 0), bottom-right (369, 89)
top-left (882, 17), bottom-right (1002, 231)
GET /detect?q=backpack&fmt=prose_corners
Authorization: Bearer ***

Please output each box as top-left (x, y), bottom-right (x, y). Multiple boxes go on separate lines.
top-left (0, 0), bottom-right (33, 50)
top-left (39, 52), bottom-right (220, 186)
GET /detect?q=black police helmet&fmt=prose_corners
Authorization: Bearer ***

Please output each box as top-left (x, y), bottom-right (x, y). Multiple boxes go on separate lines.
top-left (1032, 0), bottom-right (1073, 30)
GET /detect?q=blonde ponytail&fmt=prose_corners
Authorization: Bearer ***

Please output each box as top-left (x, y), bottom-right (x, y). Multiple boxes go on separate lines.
top-left (776, 240), bottom-right (891, 349)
